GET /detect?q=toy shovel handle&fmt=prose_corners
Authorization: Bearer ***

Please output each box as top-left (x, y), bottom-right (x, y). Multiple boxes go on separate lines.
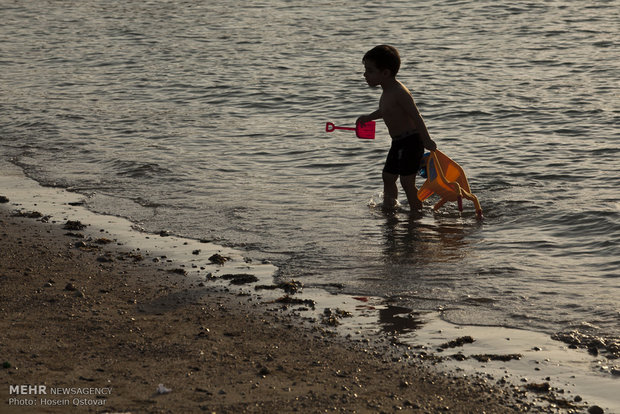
top-left (326, 122), bottom-right (355, 133)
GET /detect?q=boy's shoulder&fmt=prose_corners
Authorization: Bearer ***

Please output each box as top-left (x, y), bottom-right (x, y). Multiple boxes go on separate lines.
top-left (395, 79), bottom-right (412, 95)
top-left (383, 80), bottom-right (412, 100)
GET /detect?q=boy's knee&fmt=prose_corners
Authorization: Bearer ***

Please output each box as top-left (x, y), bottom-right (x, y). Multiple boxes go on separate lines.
top-left (382, 172), bottom-right (397, 183)
top-left (400, 174), bottom-right (416, 186)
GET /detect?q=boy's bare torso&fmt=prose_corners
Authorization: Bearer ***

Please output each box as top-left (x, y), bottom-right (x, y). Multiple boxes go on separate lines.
top-left (379, 81), bottom-right (420, 138)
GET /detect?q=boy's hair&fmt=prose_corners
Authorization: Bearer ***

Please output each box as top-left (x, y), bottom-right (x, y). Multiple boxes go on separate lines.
top-left (363, 45), bottom-right (400, 76)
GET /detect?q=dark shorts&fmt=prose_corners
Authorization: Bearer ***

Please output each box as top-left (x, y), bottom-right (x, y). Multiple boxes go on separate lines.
top-left (383, 133), bottom-right (424, 176)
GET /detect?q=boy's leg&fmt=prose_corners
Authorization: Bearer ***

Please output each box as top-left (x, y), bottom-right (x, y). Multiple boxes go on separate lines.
top-left (400, 174), bottom-right (422, 210)
top-left (382, 171), bottom-right (398, 209)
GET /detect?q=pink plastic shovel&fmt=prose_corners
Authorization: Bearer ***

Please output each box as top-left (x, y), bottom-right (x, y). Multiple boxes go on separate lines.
top-left (325, 121), bottom-right (375, 139)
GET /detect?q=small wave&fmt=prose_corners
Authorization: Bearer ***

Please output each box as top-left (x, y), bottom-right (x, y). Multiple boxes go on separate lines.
top-left (548, 209), bottom-right (619, 233)
top-left (112, 160), bottom-right (174, 179)
top-left (461, 296), bottom-right (497, 305)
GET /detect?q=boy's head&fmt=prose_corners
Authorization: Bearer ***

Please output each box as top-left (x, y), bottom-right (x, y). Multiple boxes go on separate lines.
top-left (363, 45), bottom-right (400, 77)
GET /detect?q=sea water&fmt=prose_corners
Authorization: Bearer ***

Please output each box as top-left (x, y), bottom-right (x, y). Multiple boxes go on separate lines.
top-left (1, 0), bottom-right (618, 363)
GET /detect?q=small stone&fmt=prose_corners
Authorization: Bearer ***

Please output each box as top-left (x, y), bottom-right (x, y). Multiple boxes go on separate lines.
top-left (65, 283), bottom-right (77, 291)
top-left (588, 406), bottom-right (604, 414)
top-left (525, 382), bottom-right (550, 393)
top-left (403, 400), bottom-right (419, 409)
top-left (156, 384), bottom-right (172, 394)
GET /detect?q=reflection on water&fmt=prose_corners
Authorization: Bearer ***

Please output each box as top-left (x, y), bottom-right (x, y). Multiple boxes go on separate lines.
top-left (380, 210), bottom-right (472, 268)
top-left (378, 305), bottom-right (424, 335)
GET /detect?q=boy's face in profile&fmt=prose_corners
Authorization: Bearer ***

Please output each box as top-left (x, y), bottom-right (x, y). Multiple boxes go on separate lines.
top-left (363, 59), bottom-right (388, 87)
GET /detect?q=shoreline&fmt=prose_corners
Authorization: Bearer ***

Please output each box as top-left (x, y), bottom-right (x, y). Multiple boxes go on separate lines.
top-left (0, 194), bottom-right (525, 413)
top-left (0, 164), bottom-right (614, 413)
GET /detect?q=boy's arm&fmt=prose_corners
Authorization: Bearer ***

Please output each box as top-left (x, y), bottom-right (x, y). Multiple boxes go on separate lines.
top-left (356, 109), bottom-right (381, 126)
top-left (399, 93), bottom-right (437, 151)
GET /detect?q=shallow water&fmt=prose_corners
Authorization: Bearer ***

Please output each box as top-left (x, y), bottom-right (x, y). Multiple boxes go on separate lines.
top-left (1, 0), bottom-right (618, 350)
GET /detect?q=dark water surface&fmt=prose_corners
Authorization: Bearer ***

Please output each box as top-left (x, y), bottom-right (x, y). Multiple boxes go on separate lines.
top-left (2, 1), bottom-right (618, 348)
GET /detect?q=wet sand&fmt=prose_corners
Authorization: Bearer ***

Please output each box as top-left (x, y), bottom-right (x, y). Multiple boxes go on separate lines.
top-left (0, 200), bottom-right (552, 414)
top-left (1, 163), bottom-right (612, 414)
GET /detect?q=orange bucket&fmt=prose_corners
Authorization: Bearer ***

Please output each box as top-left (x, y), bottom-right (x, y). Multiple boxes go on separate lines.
top-left (417, 150), bottom-right (482, 219)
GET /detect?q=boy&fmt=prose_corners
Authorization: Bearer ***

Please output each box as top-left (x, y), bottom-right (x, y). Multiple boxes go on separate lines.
top-left (357, 45), bottom-right (437, 211)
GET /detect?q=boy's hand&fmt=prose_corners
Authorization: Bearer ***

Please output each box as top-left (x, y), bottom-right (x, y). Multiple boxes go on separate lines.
top-left (424, 138), bottom-right (437, 151)
top-left (356, 115), bottom-right (372, 126)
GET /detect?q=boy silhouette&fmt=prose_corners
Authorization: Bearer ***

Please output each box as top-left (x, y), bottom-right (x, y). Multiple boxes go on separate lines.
top-left (357, 45), bottom-right (437, 211)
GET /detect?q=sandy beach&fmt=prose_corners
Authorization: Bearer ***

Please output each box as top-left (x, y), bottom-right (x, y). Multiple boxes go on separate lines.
top-left (0, 163), bottom-right (612, 414)
top-left (0, 162), bottom-right (612, 414)
top-left (0, 195), bottom-right (580, 414)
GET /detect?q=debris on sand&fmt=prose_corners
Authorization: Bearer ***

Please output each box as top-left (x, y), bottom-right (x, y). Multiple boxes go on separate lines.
top-left (221, 274), bottom-right (259, 285)
top-left (321, 308), bottom-right (353, 326)
top-left (117, 251), bottom-right (144, 262)
top-left (64, 232), bottom-right (84, 238)
top-left (12, 210), bottom-right (43, 218)
top-left (471, 353), bottom-right (522, 362)
top-left (64, 220), bottom-right (87, 230)
top-left (156, 384), bottom-right (172, 394)
top-left (439, 336), bottom-right (475, 349)
top-left (552, 330), bottom-right (620, 359)
top-left (273, 295), bottom-right (316, 309)
top-left (74, 241), bottom-right (100, 251)
top-left (525, 382), bottom-right (551, 393)
top-left (209, 253), bottom-right (230, 265)
top-left (255, 280), bottom-right (303, 295)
